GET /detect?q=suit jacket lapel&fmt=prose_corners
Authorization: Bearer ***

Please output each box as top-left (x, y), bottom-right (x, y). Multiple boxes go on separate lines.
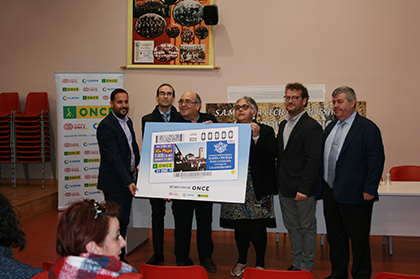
top-left (278, 120), bottom-right (286, 153)
top-left (283, 113), bottom-right (307, 153)
top-left (339, 113), bottom-right (362, 158)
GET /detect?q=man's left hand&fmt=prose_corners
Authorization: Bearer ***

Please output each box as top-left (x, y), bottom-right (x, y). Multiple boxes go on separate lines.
top-left (128, 183), bottom-right (139, 196)
top-left (363, 192), bottom-right (374, 201)
top-left (295, 192), bottom-right (308, 201)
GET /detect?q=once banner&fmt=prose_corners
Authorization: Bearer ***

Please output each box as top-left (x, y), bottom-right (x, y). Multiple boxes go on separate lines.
top-left (55, 72), bottom-right (124, 210)
top-left (136, 122), bottom-right (251, 203)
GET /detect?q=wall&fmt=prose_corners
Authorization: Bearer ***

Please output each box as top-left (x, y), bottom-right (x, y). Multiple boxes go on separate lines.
top-left (1, 0), bottom-right (419, 179)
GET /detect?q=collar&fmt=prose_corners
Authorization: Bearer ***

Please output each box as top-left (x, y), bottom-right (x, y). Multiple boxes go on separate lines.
top-left (111, 111), bottom-right (128, 123)
top-left (286, 110), bottom-right (306, 123)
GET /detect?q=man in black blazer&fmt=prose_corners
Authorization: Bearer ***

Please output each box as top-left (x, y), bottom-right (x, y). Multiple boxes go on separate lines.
top-left (96, 88), bottom-right (140, 262)
top-left (319, 86), bottom-right (385, 279)
top-left (277, 83), bottom-right (324, 272)
top-left (141, 83), bottom-right (179, 265)
top-left (171, 91), bottom-right (217, 272)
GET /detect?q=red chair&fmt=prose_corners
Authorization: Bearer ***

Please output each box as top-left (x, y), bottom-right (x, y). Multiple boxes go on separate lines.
top-left (139, 264), bottom-right (209, 279)
top-left (11, 92), bottom-right (56, 189)
top-left (242, 268), bottom-right (314, 279)
top-left (389, 165), bottom-right (420, 181)
top-left (376, 272), bottom-right (420, 279)
top-left (0, 92), bottom-right (20, 119)
top-left (0, 92), bottom-right (21, 184)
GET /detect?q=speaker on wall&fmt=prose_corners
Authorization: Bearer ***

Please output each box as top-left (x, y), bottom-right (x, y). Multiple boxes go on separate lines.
top-left (204, 5), bottom-right (218, 25)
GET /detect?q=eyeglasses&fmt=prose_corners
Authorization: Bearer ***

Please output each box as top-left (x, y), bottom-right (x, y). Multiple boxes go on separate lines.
top-left (178, 99), bottom-right (199, 105)
top-left (234, 104), bottom-right (250, 110)
top-left (284, 96), bottom-right (302, 101)
top-left (91, 200), bottom-right (106, 220)
top-left (159, 92), bottom-right (173, 97)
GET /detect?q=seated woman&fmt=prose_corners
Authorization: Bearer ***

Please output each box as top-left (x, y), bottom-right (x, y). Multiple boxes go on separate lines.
top-left (0, 193), bottom-right (43, 279)
top-left (33, 199), bottom-right (141, 279)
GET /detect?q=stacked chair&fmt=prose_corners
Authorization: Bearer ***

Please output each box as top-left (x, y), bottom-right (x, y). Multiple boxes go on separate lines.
top-left (11, 92), bottom-right (56, 189)
top-left (0, 92), bottom-right (21, 184)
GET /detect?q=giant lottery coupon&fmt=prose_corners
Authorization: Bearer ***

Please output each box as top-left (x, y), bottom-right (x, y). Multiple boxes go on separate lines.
top-left (136, 123), bottom-right (251, 203)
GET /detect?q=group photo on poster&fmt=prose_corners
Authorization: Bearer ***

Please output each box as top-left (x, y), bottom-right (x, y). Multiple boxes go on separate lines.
top-left (127, 0), bottom-right (215, 68)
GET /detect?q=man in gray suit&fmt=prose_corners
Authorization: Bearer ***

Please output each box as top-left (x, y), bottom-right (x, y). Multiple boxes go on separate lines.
top-left (277, 83), bottom-right (324, 272)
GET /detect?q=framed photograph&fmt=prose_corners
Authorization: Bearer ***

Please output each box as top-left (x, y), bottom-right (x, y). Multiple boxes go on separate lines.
top-left (126, 0), bottom-right (215, 69)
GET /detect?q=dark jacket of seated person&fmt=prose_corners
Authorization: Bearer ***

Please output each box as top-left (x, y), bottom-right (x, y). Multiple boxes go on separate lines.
top-left (0, 194), bottom-right (43, 279)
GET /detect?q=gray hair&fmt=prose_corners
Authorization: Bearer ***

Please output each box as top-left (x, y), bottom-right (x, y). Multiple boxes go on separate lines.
top-left (237, 96), bottom-right (258, 113)
top-left (332, 86), bottom-right (357, 103)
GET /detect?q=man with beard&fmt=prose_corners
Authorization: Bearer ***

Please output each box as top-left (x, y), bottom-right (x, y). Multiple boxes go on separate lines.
top-left (141, 83), bottom-right (179, 265)
top-left (97, 88), bottom-right (140, 263)
top-left (276, 82), bottom-right (324, 272)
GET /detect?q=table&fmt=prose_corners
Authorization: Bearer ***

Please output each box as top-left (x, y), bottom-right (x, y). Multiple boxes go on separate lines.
top-left (372, 181), bottom-right (420, 255)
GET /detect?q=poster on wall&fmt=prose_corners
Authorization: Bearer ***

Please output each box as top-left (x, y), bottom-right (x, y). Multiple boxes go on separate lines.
top-left (137, 122), bottom-right (251, 203)
top-left (206, 101), bottom-right (367, 134)
top-left (55, 72), bottom-right (124, 210)
top-left (125, 0), bottom-right (215, 69)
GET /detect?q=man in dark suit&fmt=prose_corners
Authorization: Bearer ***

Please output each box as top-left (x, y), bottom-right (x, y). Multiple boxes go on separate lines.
top-left (319, 86), bottom-right (385, 279)
top-left (96, 88), bottom-right (140, 262)
top-left (277, 83), bottom-right (324, 272)
top-left (141, 83), bottom-right (179, 265)
top-left (171, 91), bottom-right (217, 272)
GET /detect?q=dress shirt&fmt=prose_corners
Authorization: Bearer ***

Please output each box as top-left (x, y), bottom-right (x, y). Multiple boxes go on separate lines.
top-left (159, 108), bottom-right (172, 122)
top-left (282, 110), bottom-right (306, 149)
top-left (112, 111), bottom-right (135, 172)
top-left (323, 111), bottom-right (356, 180)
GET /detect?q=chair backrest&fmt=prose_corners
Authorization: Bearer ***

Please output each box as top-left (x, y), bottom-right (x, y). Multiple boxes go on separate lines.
top-left (0, 92), bottom-right (20, 115)
top-left (139, 264), bottom-right (208, 279)
top-left (22, 92), bottom-right (50, 114)
top-left (389, 165), bottom-right (420, 181)
top-left (242, 268), bottom-right (315, 279)
top-left (376, 272), bottom-right (420, 279)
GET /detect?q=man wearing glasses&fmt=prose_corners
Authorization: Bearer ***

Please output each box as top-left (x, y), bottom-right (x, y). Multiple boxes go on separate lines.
top-left (171, 91), bottom-right (218, 272)
top-left (276, 83), bottom-right (324, 272)
top-left (141, 83), bottom-right (180, 265)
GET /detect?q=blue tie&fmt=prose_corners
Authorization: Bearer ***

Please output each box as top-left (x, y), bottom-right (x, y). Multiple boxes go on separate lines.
top-left (327, 121), bottom-right (345, 188)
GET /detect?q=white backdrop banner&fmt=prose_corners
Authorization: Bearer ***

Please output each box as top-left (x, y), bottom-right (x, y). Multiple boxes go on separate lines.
top-left (55, 72), bottom-right (124, 210)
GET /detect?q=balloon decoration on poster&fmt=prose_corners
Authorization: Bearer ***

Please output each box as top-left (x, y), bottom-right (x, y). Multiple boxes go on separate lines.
top-left (125, 0), bottom-right (217, 69)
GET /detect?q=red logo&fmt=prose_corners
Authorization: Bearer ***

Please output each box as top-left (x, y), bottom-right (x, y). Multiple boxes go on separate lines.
top-left (74, 124), bottom-right (86, 130)
top-left (84, 150), bottom-right (90, 155)
top-left (103, 96), bottom-right (109, 100)
top-left (65, 192), bottom-right (71, 197)
top-left (83, 87), bottom-right (89, 92)
top-left (63, 123), bottom-right (74, 130)
top-left (64, 168), bottom-right (80, 172)
top-left (62, 79), bottom-right (77, 83)
top-left (85, 175), bottom-right (91, 179)
top-left (64, 143), bottom-right (79, 148)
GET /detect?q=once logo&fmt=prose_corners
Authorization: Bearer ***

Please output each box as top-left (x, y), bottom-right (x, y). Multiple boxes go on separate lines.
top-left (63, 123), bottom-right (74, 130)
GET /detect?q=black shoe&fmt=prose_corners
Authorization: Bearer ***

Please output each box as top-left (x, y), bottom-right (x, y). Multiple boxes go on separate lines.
top-left (287, 265), bottom-right (301, 271)
top-left (176, 257), bottom-right (193, 266)
top-left (199, 258), bottom-right (217, 272)
top-left (146, 254), bottom-right (164, 265)
top-left (324, 274), bottom-right (347, 279)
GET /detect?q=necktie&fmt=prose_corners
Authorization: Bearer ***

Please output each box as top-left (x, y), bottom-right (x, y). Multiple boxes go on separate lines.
top-left (327, 121), bottom-right (345, 188)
